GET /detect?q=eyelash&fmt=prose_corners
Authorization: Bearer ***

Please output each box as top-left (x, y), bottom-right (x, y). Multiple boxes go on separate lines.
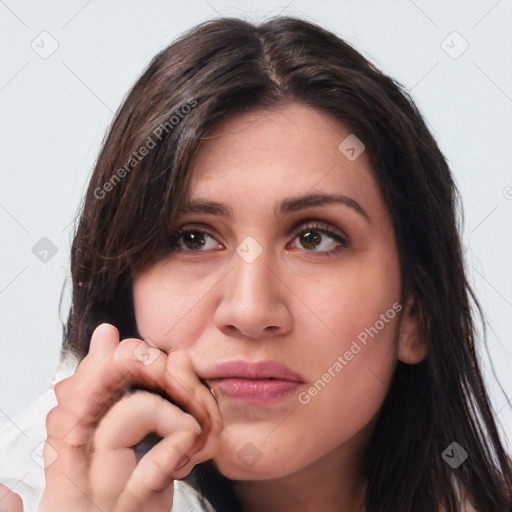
top-left (167, 221), bottom-right (350, 257)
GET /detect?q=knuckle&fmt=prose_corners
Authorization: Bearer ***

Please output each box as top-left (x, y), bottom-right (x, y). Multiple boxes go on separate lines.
top-left (45, 405), bottom-right (66, 436)
top-left (53, 376), bottom-right (73, 402)
top-left (45, 405), bottom-right (89, 447)
top-left (144, 458), bottom-right (170, 489)
top-left (117, 488), bottom-right (144, 511)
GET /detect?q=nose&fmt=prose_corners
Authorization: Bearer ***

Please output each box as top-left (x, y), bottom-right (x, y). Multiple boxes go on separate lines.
top-left (213, 246), bottom-right (293, 340)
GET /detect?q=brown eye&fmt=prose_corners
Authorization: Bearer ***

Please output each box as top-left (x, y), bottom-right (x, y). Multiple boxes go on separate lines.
top-left (299, 230), bottom-right (322, 250)
top-left (181, 230), bottom-right (206, 250)
top-left (168, 227), bottom-right (221, 252)
top-left (290, 221), bottom-right (349, 255)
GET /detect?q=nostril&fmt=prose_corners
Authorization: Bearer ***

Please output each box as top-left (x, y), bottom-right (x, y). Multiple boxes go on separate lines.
top-left (227, 326), bottom-right (242, 337)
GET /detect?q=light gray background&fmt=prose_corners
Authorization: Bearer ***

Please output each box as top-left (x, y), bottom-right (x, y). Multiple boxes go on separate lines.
top-left (1, 0), bottom-right (511, 446)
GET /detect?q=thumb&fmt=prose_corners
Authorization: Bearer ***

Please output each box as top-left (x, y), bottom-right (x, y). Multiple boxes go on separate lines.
top-left (0, 484), bottom-right (24, 512)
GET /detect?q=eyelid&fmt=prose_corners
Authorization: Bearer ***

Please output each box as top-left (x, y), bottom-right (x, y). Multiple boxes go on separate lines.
top-left (168, 224), bottom-right (222, 248)
top-left (172, 219), bottom-right (346, 238)
top-left (290, 219), bottom-right (348, 242)
top-left (168, 219), bottom-right (350, 252)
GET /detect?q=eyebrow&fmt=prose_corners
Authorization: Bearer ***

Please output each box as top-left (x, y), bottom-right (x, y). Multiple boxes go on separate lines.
top-left (178, 192), bottom-right (370, 223)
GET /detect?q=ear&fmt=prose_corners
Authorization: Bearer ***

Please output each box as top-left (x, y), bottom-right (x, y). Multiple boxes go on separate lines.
top-left (398, 295), bottom-right (428, 364)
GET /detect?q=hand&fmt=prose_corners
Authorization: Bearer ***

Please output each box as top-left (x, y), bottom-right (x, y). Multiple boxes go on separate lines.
top-left (38, 323), bottom-right (222, 512)
top-left (0, 483), bottom-right (24, 512)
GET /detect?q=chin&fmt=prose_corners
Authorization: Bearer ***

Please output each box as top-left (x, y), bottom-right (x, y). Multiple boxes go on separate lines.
top-left (212, 456), bottom-right (289, 481)
top-left (212, 440), bottom-right (304, 481)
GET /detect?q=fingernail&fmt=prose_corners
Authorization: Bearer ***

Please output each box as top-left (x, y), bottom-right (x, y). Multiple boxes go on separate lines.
top-left (175, 455), bottom-right (190, 470)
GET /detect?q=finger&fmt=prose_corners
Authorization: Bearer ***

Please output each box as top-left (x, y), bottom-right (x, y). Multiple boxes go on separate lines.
top-left (114, 484), bottom-right (174, 512)
top-left (45, 402), bottom-right (86, 441)
top-left (88, 323), bottom-right (121, 361)
top-left (54, 339), bottom-right (170, 441)
top-left (53, 323), bottom-right (120, 404)
top-left (114, 430), bottom-right (198, 512)
top-left (37, 435), bottom-right (92, 512)
top-left (0, 484), bottom-right (24, 512)
top-left (113, 481), bottom-right (175, 512)
top-left (162, 350), bottom-right (223, 459)
top-left (93, 390), bottom-right (201, 452)
top-left (90, 390), bottom-right (200, 508)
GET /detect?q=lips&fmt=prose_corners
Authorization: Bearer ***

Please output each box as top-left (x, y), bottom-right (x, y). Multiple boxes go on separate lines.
top-left (201, 359), bottom-right (306, 405)
top-left (201, 359), bottom-right (305, 381)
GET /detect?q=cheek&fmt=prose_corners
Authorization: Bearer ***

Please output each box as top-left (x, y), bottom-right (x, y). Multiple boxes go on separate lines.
top-left (132, 266), bottom-right (214, 350)
top-left (303, 252), bottom-right (401, 426)
top-left (298, 247), bottom-right (402, 351)
top-left (306, 314), bottom-right (399, 426)
top-left (309, 263), bottom-right (401, 462)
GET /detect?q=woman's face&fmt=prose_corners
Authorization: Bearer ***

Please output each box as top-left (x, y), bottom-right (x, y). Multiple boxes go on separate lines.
top-left (132, 102), bottom-right (424, 481)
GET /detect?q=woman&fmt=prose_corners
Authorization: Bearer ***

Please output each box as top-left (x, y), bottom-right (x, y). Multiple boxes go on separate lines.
top-left (3, 15), bottom-right (511, 512)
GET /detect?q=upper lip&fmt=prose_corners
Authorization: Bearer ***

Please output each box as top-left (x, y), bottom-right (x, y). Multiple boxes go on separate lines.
top-left (200, 359), bottom-right (305, 382)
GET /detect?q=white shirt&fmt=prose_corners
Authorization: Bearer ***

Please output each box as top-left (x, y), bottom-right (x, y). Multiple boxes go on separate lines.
top-left (0, 352), bottom-right (216, 512)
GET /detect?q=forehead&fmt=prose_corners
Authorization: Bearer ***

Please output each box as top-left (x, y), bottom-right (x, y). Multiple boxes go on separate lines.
top-left (186, 102), bottom-right (385, 221)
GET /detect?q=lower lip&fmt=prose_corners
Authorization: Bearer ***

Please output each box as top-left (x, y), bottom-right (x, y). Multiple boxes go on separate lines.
top-left (213, 378), bottom-right (302, 404)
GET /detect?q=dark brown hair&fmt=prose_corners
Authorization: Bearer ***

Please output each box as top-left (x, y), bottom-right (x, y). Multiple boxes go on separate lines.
top-left (61, 16), bottom-right (512, 512)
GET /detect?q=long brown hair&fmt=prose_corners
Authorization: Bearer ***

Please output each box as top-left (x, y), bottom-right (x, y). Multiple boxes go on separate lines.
top-left (62, 16), bottom-right (512, 511)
